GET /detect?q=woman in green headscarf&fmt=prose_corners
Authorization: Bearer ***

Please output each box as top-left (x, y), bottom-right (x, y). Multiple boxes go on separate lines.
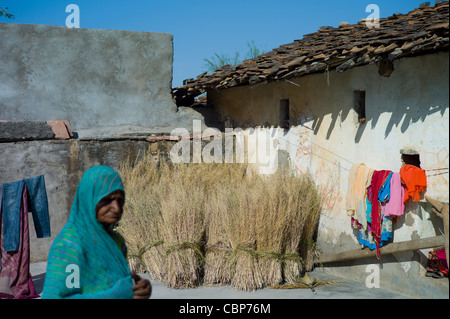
top-left (42, 165), bottom-right (151, 299)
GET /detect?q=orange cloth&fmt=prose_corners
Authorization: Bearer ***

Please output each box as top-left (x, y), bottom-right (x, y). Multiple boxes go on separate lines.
top-left (400, 164), bottom-right (427, 203)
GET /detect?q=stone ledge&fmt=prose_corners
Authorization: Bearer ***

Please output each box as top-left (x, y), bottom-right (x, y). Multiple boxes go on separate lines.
top-left (0, 120), bottom-right (73, 143)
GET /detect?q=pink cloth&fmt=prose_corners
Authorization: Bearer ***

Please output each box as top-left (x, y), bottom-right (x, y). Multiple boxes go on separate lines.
top-left (436, 249), bottom-right (448, 270)
top-left (384, 172), bottom-right (405, 217)
top-left (0, 186), bottom-right (39, 299)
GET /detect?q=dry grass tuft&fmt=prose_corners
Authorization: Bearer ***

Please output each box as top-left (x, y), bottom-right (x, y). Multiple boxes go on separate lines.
top-left (269, 280), bottom-right (341, 290)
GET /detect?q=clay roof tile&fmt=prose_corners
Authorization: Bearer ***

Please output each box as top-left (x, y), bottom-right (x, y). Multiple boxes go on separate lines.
top-left (173, 3), bottom-right (449, 106)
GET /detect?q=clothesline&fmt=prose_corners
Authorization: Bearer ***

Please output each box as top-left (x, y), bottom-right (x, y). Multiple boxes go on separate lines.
top-left (277, 134), bottom-right (352, 171)
top-left (230, 125), bottom-right (449, 176)
top-left (346, 163), bottom-right (429, 259)
top-left (286, 129), bottom-right (449, 176)
top-left (427, 171), bottom-right (449, 177)
top-left (293, 125), bottom-right (355, 165)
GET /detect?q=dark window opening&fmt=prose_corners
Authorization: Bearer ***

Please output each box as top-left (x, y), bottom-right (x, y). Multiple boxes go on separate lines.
top-left (353, 90), bottom-right (366, 123)
top-left (280, 99), bottom-right (290, 129)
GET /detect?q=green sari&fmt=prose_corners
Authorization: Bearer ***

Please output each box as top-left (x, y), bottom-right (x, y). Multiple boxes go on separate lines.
top-left (42, 166), bottom-right (134, 299)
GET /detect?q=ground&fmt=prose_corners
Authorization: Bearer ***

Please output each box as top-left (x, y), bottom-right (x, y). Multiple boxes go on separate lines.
top-left (31, 262), bottom-right (415, 299)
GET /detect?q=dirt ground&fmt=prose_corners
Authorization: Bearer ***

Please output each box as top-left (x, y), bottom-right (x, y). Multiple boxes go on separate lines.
top-left (31, 261), bottom-right (414, 299)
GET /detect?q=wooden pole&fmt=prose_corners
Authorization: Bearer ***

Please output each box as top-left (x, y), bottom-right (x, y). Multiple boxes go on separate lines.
top-left (315, 235), bottom-right (446, 264)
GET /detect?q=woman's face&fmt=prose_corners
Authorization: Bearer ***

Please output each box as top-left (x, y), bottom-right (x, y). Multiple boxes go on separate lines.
top-left (96, 190), bottom-right (125, 227)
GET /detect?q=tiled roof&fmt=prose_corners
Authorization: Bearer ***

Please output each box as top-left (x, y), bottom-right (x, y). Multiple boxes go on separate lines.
top-left (173, 2), bottom-right (449, 106)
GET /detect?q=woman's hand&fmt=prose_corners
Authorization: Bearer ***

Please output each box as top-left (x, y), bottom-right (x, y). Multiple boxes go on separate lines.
top-left (131, 271), bottom-right (152, 299)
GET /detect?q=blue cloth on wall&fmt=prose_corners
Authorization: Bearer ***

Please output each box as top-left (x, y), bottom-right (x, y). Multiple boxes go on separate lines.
top-left (378, 172), bottom-right (393, 203)
top-left (1, 175), bottom-right (51, 253)
top-left (359, 216), bottom-right (393, 250)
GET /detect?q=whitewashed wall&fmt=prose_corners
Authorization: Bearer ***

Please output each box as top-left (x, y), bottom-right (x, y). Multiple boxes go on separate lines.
top-left (208, 51), bottom-right (449, 297)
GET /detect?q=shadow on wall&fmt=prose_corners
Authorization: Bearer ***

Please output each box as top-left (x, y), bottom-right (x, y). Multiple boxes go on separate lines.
top-left (352, 104), bottom-right (447, 144)
top-left (306, 89), bottom-right (448, 144)
top-left (203, 54), bottom-right (448, 160)
top-left (304, 54), bottom-right (449, 144)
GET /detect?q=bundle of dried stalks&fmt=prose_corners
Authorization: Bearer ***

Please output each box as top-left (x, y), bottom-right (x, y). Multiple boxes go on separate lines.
top-left (255, 173), bottom-right (288, 287)
top-left (117, 159), bottom-right (167, 280)
top-left (204, 188), bottom-right (233, 285)
top-left (203, 163), bottom-right (249, 286)
top-left (160, 163), bottom-right (207, 289)
top-left (228, 175), bottom-right (265, 291)
top-left (282, 173), bottom-right (316, 283)
top-left (298, 176), bottom-right (323, 272)
top-left (117, 156), bottom-right (323, 291)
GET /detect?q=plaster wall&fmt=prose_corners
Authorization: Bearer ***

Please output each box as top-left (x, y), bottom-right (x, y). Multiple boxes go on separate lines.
top-left (0, 138), bottom-right (175, 263)
top-left (207, 51), bottom-right (449, 298)
top-left (0, 23), bottom-right (202, 137)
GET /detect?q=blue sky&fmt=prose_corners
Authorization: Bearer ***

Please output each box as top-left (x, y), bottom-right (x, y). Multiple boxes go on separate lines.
top-left (1, 0), bottom-right (424, 88)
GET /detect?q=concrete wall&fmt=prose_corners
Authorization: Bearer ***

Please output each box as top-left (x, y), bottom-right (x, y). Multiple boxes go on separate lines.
top-left (0, 23), bottom-right (210, 266)
top-left (0, 137), bottom-right (176, 263)
top-left (0, 23), bottom-right (203, 137)
top-left (207, 51), bottom-right (449, 298)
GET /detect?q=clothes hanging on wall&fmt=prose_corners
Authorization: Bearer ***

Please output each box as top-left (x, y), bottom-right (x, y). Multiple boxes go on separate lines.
top-left (359, 216), bottom-right (393, 251)
top-left (358, 172), bottom-right (395, 252)
top-left (367, 170), bottom-right (392, 258)
top-left (0, 175), bottom-right (51, 299)
top-left (400, 164), bottom-right (427, 203)
top-left (346, 163), bottom-right (374, 230)
top-left (383, 172), bottom-right (405, 217)
top-left (378, 172), bottom-right (393, 203)
top-left (2, 175), bottom-right (51, 254)
top-left (346, 162), bottom-right (429, 260)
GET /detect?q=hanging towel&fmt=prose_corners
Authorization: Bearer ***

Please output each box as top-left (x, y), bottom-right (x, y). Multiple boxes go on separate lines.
top-left (383, 172), bottom-right (405, 217)
top-left (400, 164), bottom-right (427, 203)
top-left (346, 163), bottom-right (374, 229)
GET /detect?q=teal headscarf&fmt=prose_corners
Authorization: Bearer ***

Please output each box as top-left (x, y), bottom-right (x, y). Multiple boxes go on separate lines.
top-left (42, 166), bottom-right (134, 299)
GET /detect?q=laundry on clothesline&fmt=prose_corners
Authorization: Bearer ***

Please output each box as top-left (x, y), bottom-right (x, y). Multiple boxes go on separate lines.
top-left (346, 163), bottom-right (428, 259)
top-left (400, 164), bottom-right (428, 204)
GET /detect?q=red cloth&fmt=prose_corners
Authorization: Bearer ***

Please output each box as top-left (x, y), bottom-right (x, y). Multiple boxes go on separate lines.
top-left (427, 249), bottom-right (448, 277)
top-left (367, 170), bottom-right (392, 259)
top-left (436, 249), bottom-right (448, 271)
top-left (0, 186), bottom-right (39, 299)
top-left (399, 164), bottom-right (427, 203)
